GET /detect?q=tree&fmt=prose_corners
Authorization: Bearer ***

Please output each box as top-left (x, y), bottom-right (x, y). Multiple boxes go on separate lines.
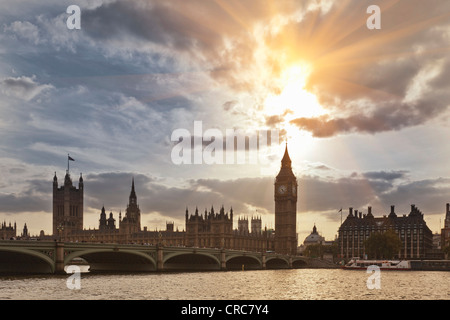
top-left (442, 245), bottom-right (450, 259)
top-left (303, 243), bottom-right (323, 258)
top-left (364, 230), bottom-right (402, 259)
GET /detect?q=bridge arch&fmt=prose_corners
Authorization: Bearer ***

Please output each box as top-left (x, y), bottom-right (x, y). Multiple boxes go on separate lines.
top-left (0, 247), bottom-right (55, 273)
top-left (266, 256), bottom-right (290, 269)
top-left (292, 258), bottom-right (308, 268)
top-left (65, 249), bottom-right (157, 272)
top-left (226, 254), bottom-right (262, 270)
top-left (163, 252), bottom-right (221, 271)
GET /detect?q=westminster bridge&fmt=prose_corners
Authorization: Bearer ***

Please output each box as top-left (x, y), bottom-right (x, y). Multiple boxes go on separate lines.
top-left (0, 240), bottom-right (336, 274)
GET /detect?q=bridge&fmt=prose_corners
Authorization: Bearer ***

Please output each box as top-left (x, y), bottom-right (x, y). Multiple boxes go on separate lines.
top-left (0, 240), bottom-right (320, 274)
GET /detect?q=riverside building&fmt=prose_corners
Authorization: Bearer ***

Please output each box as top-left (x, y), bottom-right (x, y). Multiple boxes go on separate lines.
top-left (338, 205), bottom-right (433, 260)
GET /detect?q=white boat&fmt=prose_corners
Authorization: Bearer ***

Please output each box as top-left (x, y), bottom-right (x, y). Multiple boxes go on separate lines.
top-left (343, 258), bottom-right (411, 270)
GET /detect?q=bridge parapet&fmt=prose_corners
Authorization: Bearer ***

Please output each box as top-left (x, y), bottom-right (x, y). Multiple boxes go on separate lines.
top-left (0, 241), bottom-right (313, 273)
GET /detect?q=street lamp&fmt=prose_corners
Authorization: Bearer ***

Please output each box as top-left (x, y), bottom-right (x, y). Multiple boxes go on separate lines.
top-left (57, 224), bottom-right (64, 242)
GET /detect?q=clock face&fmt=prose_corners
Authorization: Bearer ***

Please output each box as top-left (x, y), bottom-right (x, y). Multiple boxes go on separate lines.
top-left (292, 185), bottom-right (296, 194)
top-left (278, 185), bottom-right (287, 194)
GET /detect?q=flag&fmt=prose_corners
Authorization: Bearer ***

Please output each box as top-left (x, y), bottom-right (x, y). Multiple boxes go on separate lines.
top-left (338, 208), bottom-right (342, 213)
top-left (68, 155), bottom-right (75, 161)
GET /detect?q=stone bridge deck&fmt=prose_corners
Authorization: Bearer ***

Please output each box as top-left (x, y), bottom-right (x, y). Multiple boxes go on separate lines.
top-left (0, 240), bottom-right (321, 274)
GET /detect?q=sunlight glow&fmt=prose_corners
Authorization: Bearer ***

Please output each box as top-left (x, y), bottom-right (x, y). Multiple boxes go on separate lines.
top-left (265, 64), bottom-right (325, 119)
top-left (264, 63), bottom-right (327, 151)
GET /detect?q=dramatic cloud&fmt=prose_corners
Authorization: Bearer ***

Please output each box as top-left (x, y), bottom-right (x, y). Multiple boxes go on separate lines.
top-left (286, 0), bottom-right (450, 137)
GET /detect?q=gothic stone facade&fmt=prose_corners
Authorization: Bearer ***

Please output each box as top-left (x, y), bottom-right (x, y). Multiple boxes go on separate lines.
top-left (184, 207), bottom-right (274, 252)
top-left (51, 146), bottom-right (296, 254)
top-left (0, 221), bottom-right (16, 240)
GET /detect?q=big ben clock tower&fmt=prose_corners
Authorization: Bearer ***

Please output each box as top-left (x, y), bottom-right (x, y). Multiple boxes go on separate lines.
top-left (274, 143), bottom-right (298, 255)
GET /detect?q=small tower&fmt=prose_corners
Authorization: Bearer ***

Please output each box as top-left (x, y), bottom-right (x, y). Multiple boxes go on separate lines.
top-left (22, 223), bottom-right (29, 238)
top-left (238, 217), bottom-right (249, 234)
top-left (99, 206), bottom-right (107, 230)
top-left (119, 178), bottom-right (141, 234)
top-left (388, 205), bottom-right (397, 218)
top-left (107, 212), bottom-right (116, 230)
top-left (52, 170), bottom-right (84, 237)
top-left (251, 216), bottom-right (262, 235)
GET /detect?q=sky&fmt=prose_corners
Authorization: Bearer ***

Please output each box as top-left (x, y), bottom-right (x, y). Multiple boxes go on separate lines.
top-left (1, 0), bottom-right (450, 243)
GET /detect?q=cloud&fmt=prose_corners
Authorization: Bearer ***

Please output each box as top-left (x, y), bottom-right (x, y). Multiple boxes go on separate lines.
top-left (0, 75), bottom-right (53, 101)
top-left (7, 0), bottom-right (449, 139)
top-left (378, 178), bottom-right (450, 214)
top-left (290, 90), bottom-right (450, 137)
top-left (363, 170), bottom-right (408, 181)
top-left (222, 100), bottom-right (238, 111)
top-left (3, 21), bottom-right (42, 45)
top-left (76, 0), bottom-right (446, 137)
top-left (283, 0), bottom-right (450, 137)
top-left (0, 179), bottom-right (51, 214)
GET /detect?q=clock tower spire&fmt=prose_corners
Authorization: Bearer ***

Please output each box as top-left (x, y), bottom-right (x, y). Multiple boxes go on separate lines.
top-left (274, 143), bottom-right (298, 255)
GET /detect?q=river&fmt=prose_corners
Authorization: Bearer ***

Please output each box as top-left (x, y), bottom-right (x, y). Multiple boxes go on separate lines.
top-left (0, 268), bottom-right (448, 300)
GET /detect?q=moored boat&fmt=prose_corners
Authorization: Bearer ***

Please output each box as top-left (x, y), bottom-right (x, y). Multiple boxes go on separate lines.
top-left (343, 258), bottom-right (411, 270)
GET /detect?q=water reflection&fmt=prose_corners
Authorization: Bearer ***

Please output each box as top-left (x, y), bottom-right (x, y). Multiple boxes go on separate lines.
top-left (0, 269), bottom-right (448, 300)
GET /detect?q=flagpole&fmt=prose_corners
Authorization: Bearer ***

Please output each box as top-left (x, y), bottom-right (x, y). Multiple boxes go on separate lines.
top-left (67, 154), bottom-right (75, 173)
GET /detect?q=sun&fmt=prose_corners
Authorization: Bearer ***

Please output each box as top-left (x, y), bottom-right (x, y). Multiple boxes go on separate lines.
top-left (264, 63), bottom-right (325, 120)
top-left (263, 63), bottom-right (326, 148)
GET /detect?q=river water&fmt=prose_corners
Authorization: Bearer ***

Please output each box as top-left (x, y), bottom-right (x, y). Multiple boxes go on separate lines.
top-left (0, 268), bottom-right (448, 300)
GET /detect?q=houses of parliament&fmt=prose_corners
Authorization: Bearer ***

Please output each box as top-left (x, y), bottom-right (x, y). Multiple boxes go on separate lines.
top-left (46, 145), bottom-right (299, 254)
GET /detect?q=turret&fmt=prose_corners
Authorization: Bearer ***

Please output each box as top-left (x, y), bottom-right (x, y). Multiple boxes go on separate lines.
top-left (281, 143), bottom-right (291, 168)
top-left (64, 170), bottom-right (72, 187)
top-left (347, 207), bottom-right (354, 218)
top-left (99, 206), bottom-right (107, 230)
top-left (388, 205), bottom-right (397, 218)
top-left (107, 212), bottom-right (116, 229)
top-left (129, 177), bottom-right (137, 205)
top-left (445, 203), bottom-right (450, 228)
top-left (366, 206), bottom-right (374, 218)
top-left (53, 172), bottom-right (58, 188)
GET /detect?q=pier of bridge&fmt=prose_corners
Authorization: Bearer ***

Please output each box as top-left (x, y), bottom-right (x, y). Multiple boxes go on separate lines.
top-left (0, 240), bottom-right (312, 274)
